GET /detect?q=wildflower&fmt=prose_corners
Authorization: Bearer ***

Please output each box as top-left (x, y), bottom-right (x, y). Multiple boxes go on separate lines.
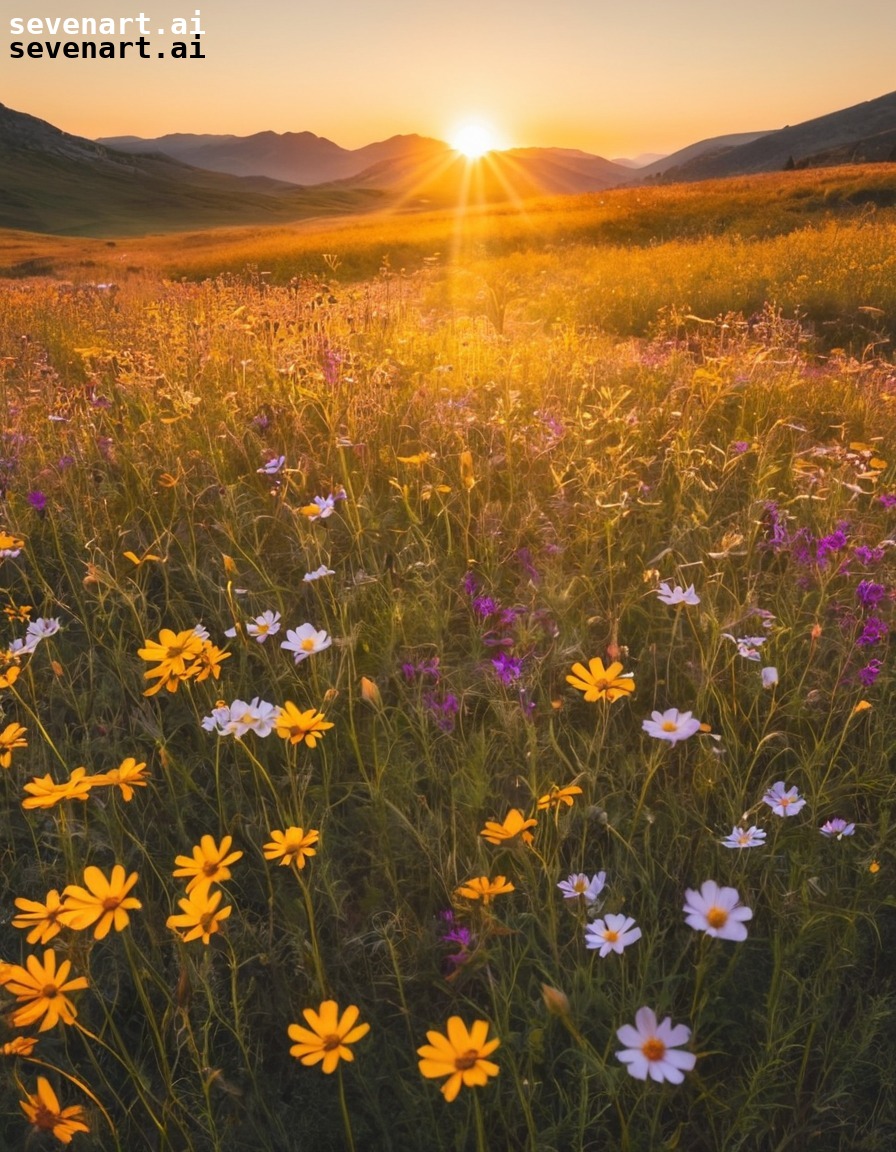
top-left (3, 600), bottom-right (32, 623)
top-left (455, 876), bottom-right (514, 904)
top-left (4, 950), bottom-right (88, 1030)
top-left (22, 767), bottom-right (93, 810)
top-left (12, 890), bottom-right (66, 945)
top-left (856, 617), bottom-right (888, 647)
top-left (857, 659), bottom-right (883, 687)
top-left (761, 666), bottom-right (779, 688)
top-left (257, 455), bottom-right (286, 475)
top-left (615, 1007), bottom-right (696, 1083)
top-left (490, 651), bottom-right (523, 685)
top-left (190, 641), bottom-right (230, 683)
top-left (280, 623), bottom-right (333, 663)
top-left (479, 808), bottom-right (537, 846)
top-left (656, 582), bottom-right (700, 606)
top-left (870, 860), bottom-right (881, 874)
top-left (0, 721), bottom-right (27, 767)
top-left (138, 627), bottom-right (203, 677)
top-left (722, 633), bottom-right (767, 661)
top-left (225, 610), bottom-right (281, 642)
top-left (275, 702), bottom-right (334, 748)
top-left (566, 658), bottom-right (635, 702)
top-left (201, 698), bottom-right (280, 738)
top-left (59, 865), bottom-right (141, 939)
top-left (438, 913), bottom-right (475, 971)
top-left (540, 984), bottom-right (570, 1016)
top-left (173, 835), bottom-right (243, 892)
top-left (0, 531), bottom-right (24, 558)
top-left (2, 1035), bottom-right (37, 1056)
top-left (88, 757), bottom-right (149, 801)
top-left (820, 818), bottom-right (856, 840)
top-left (25, 617), bottom-right (61, 644)
top-left (123, 549), bottom-right (162, 565)
top-left (683, 880), bottom-right (752, 941)
top-left (720, 826), bottom-right (767, 849)
top-left (557, 872), bottom-right (606, 905)
top-left (166, 886), bottom-right (232, 944)
top-left (423, 692), bottom-right (459, 731)
top-left (537, 784), bottom-right (583, 811)
top-left (263, 826), bottom-right (319, 868)
top-left (417, 1017), bottom-right (500, 1102)
top-left (762, 781), bottom-right (806, 817)
top-left (642, 708), bottom-right (702, 744)
top-left (303, 565), bottom-right (335, 582)
top-left (585, 913), bottom-right (642, 956)
top-left (288, 1000), bottom-right (370, 1073)
top-left (27, 491), bottom-right (47, 513)
top-left (20, 1076), bottom-right (89, 1144)
top-left (300, 493), bottom-right (344, 521)
top-left (0, 664), bottom-right (20, 689)
top-left (402, 656), bottom-right (441, 682)
top-left (856, 580), bottom-right (887, 608)
top-left (360, 676), bottom-right (381, 706)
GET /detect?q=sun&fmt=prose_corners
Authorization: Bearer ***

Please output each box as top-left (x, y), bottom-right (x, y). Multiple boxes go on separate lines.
top-left (451, 122), bottom-right (499, 159)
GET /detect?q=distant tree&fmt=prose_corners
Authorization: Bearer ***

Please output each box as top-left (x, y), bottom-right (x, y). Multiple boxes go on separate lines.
top-left (783, 155), bottom-right (795, 171)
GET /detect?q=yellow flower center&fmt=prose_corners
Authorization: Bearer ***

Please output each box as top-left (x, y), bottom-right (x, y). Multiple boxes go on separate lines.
top-left (41, 984), bottom-right (59, 999)
top-left (301, 638), bottom-right (317, 651)
top-left (641, 1037), bottom-right (666, 1062)
top-left (322, 1033), bottom-right (343, 1052)
top-left (202, 861), bottom-right (220, 876)
top-left (573, 879), bottom-right (587, 893)
top-left (592, 677), bottom-right (611, 690)
top-left (199, 911), bottom-right (217, 931)
top-left (706, 906), bottom-right (728, 929)
top-left (102, 896), bottom-right (122, 911)
top-left (454, 1048), bottom-right (480, 1071)
top-left (603, 929), bottom-right (619, 942)
top-left (33, 1104), bottom-right (58, 1132)
top-left (779, 796), bottom-right (791, 807)
top-left (661, 721), bottom-right (678, 732)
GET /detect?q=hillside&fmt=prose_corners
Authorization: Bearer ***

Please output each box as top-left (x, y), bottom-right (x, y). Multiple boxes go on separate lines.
top-left (0, 103), bottom-right (386, 236)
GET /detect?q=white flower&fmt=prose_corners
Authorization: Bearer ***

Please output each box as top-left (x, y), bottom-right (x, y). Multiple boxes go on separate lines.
top-left (247, 611), bottom-right (281, 642)
top-left (722, 633), bottom-right (767, 661)
top-left (557, 872), bottom-right (606, 905)
top-left (257, 455), bottom-right (286, 475)
top-left (642, 708), bottom-right (701, 744)
top-left (303, 492), bottom-right (345, 521)
top-left (192, 623), bottom-right (210, 641)
top-left (585, 913), bottom-right (642, 956)
top-left (25, 617), bottom-right (61, 643)
top-left (762, 781), bottom-right (806, 817)
top-left (303, 565), bottom-right (335, 583)
top-left (615, 1007), bottom-right (696, 1083)
top-left (683, 880), bottom-right (752, 941)
top-left (201, 698), bottom-right (280, 738)
top-left (656, 582), bottom-right (700, 606)
top-left (760, 666), bottom-right (778, 688)
top-left (720, 825), bottom-right (767, 849)
top-left (820, 818), bottom-right (855, 840)
top-left (281, 623), bottom-right (332, 663)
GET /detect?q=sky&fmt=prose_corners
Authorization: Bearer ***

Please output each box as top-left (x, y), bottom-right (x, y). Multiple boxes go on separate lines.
top-left (5, 0), bottom-right (896, 157)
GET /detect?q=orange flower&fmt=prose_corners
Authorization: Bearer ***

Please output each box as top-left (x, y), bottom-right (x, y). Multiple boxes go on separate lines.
top-left (263, 827), bottom-right (319, 868)
top-left (22, 768), bottom-right (93, 810)
top-left (12, 889), bottom-right (66, 944)
top-left (566, 658), bottom-right (635, 702)
top-left (417, 1017), bottom-right (500, 1102)
top-left (479, 808), bottom-right (536, 846)
top-left (4, 949), bottom-right (88, 1030)
top-left (288, 1001), bottom-right (370, 1073)
top-left (454, 876), bottom-right (515, 904)
top-left (88, 757), bottom-right (149, 801)
top-left (59, 865), bottom-right (141, 939)
top-left (20, 1076), bottom-right (89, 1144)
top-left (173, 835), bottom-right (243, 892)
top-left (536, 784), bottom-right (583, 811)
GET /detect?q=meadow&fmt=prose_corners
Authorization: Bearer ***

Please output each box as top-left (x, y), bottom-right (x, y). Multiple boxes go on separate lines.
top-left (0, 164), bottom-right (894, 1150)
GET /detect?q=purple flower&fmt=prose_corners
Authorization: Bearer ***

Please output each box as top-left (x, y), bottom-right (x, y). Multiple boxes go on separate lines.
top-left (854, 545), bottom-right (885, 566)
top-left (57, 455), bottom-right (75, 470)
top-left (401, 657), bottom-right (441, 683)
top-left (816, 527), bottom-right (849, 565)
top-left (424, 692), bottom-right (459, 732)
top-left (27, 490), bottom-right (47, 513)
top-left (878, 493), bottom-right (896, 508)
top-left (732, 441), bottom-right (750, 454)
top-left (515, 547), bottom-right (540, 584)
top-left (856, 581), bottom-right (887, 608)
top-left (820, 818), bottom-right (855, 839)
top-left (857, 659), bottom-right (883, 686)
top-left (856, 617), bottom-right (888, 647)
top-left (251, 413), bottom-right (270, 432)
top-left (462, 571), bottom-right (479, 596)
top-left (472, 596), bottom-right (498, 618)
top-left (762, 502), bottom-right (790, 552)
top-left (491, 652), bottom-right (523, 685)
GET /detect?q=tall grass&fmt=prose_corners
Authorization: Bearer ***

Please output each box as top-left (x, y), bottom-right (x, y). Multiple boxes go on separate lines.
top-left (0, 208), bottom-right (893, 1150)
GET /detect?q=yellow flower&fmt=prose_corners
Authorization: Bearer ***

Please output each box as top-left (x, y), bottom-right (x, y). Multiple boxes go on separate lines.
top-left (537, 784), bottom-right (583, 811)
top-left (454, 876), bottom-right (515, 904)
top-left (3, 601), bottom-right (32, 623)
top-left (123, 549), bottom-right (162, 565)
top-left (12, 889), bottom-right (66, 945)
top-left (396, 451), bottom-right (433, 465)
top-left (21, 767), bottom-right (93, 810)
top-left (0, 531), bottom-right (25, 557)
top-left (263, 827), bottom-right (319, 868)
top-left (274, 702), bottom-right (334, 748)
top-left (2, 1035), bottom-right (38, 1056)
top-left (59, 865), bottom-right (141, 939)
top-left (417, 1017), bottom-right (500, 1102)
top-left (138, 628), bottom-right (204, 694)
top-left (287, 1000), bottom-right (370, 1073)
top-left (4, 949), bottom-right (88, 1030)
top-left (566, 658), bottom-right (635, 702)
top-left (0, 720), bottom-right (27, 767)
top-left (479, 808), bottom-right (537, 846)
top-left (20, 1075), bottom-right (89, 1144)
top-left (189, 640), bottom-right (231, 683)
top-left (88, 757), bottom-right (149, 801)
top-left (173, 835), bottom-right (243, 892)
top-left (0, 664), bottom-right (21, 689)
top-left (166, 886), bottom-right (232, 944)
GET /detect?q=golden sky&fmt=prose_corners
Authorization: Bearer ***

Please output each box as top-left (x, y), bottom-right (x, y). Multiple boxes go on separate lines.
top-left (5, 0), bottom-right (896, 156)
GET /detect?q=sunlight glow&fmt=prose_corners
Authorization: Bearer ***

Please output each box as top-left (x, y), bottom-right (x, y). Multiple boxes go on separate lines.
top-left (451, 122), bottom-right (499, 159)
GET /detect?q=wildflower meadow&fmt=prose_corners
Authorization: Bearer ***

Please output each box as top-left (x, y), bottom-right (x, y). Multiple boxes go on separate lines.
top-left (0, 182), bottom-right (895, 1149)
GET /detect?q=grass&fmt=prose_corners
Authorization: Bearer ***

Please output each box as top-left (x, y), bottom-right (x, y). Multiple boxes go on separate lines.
top-left (0, 168), bottom-right (894, 1149)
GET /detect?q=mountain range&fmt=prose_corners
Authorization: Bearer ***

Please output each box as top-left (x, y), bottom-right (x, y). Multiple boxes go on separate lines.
top-left (1, 89), bottom-right (894, 236)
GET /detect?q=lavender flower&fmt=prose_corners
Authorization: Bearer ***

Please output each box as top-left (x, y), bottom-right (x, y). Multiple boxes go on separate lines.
top-left (857, 659), bottom-right (883, 686)
top-left (856, 581), bottom-right (887, 608)
top-left (491, 652), bottom-right (523, 685)
top-left (856, 617), bottom-right (888, 647)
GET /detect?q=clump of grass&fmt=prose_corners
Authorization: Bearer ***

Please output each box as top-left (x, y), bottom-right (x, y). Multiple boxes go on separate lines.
top-left (0, 219), bottom-right (893, 1151)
